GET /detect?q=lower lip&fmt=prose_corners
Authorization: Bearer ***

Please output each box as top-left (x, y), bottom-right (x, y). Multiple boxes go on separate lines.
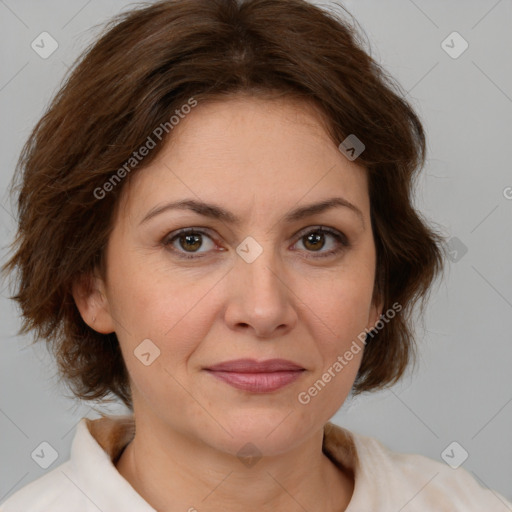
top-left (205, 370), bottom-right (304, 392)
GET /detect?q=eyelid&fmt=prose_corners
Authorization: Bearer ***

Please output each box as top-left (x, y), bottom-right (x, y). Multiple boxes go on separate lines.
top-left (294, 224), bottom-right (346, 241)
top-left (161, 226), bottom-right (226, 252)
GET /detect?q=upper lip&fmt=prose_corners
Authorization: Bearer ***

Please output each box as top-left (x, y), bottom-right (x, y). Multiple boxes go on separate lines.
top-left (205, 358), bottom-right (305, 373)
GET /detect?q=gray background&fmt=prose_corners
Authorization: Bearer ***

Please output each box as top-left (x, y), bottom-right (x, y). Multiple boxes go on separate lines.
top-left (1, 0), bottom-right (511, 505)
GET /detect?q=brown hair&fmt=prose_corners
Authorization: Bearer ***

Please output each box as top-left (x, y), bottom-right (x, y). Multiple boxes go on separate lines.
top-left (2, 0), bottom-right (446, 409)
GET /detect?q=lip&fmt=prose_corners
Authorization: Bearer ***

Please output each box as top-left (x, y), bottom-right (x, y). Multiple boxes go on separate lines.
top-left (204, 358), bottom-right (305, 393)
top-left (205, 358), bottom-right (304, 372)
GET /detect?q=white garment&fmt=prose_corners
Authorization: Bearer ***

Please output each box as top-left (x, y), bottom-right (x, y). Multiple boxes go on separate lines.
top-left (1, 415), bottom-right (511, 511)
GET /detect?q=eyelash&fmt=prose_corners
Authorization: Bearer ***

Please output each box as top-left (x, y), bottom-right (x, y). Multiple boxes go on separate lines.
top-left (162, 226), bottom-right (350, 260)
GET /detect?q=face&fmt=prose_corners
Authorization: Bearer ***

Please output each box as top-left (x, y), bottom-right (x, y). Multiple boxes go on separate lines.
top-left (75, 95), bottom-right (382, 456)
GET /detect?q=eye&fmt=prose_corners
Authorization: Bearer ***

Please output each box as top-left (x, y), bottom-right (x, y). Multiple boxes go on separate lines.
top-left (162, 225), bottom-right (350, 260)
top-left (162, 228), bottom-right (218, 259)
top-left (292, 226), bottom-right (349, 258)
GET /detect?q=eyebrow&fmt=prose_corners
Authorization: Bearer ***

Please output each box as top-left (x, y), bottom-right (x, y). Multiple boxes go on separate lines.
top-left (140, 197), bottom-right (364, 227)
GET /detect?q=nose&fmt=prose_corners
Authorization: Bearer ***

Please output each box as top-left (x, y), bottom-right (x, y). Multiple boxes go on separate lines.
top-left (223, 243), bottom-right (298, 339)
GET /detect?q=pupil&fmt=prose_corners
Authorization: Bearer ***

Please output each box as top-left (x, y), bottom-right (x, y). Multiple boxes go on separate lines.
top-left (306, 232), bottom-right (324, 251)
top-left (182, 234), bottom-right (201, 251)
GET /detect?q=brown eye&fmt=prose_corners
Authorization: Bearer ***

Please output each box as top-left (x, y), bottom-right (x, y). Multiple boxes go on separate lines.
top-left (163, 228), bottom-right (216, 259)
top-left (302, 231), bottom-right (326, 251)
top-left (294, 227), bottom-right (349, 259)
top-left (178, 232), bottom-right (202, 252)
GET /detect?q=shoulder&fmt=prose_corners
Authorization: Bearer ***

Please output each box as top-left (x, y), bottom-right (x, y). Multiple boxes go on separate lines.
top-left (0, 461), bottom-right (92, 512)
top-left (323, 422), bottom-right (512, 511)
top-left (353, 431), bottom-right (512, 511)
top-left (0, 415), bottom-right (146, 512)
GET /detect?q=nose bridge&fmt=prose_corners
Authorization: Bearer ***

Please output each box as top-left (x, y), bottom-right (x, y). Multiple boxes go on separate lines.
top-left (235, 233), bottom-right (284, 302)
top-left (225, 233), bottom-right (296, 336)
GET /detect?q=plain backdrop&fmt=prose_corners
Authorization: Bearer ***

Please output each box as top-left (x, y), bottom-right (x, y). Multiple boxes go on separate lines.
top-left (1, 0), bottom-right (511, 504)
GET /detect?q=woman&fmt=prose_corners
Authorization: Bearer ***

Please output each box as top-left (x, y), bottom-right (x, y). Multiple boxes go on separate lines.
top-left (2, 0), bottom-right (510, 510)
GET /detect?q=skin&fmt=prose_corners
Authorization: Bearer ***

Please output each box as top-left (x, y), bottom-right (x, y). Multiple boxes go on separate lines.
top-left (73, 94), bottom-right (383, 512)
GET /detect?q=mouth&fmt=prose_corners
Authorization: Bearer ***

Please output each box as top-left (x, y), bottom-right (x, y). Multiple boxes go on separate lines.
top-left (204, 358), bottom-right (306, 393)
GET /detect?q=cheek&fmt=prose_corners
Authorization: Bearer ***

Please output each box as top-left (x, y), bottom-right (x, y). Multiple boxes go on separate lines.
top-left (304, 264), bottom-right (375, 342)
top-left (294, 260), bottom-right (374, 407)
top-left (110, 270), bottom-right (221, 411)
top-left (107, 255), bottom-right (220, 367)
top-left (295, 281), bottom-right (370, 418)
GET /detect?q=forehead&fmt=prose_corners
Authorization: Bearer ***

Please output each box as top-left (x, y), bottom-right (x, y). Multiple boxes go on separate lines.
top-left (118, 95), bottom-right (369, 225)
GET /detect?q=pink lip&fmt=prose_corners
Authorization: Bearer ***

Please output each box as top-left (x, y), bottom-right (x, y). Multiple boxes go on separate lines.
top-left (204, 359), bottom-right (305, 393)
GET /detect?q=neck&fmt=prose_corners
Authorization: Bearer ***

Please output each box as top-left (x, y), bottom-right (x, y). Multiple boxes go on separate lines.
top-left (115, 418), bottom-right (354, 512)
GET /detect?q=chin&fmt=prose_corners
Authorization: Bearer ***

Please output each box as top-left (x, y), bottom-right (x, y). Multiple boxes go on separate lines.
top-left (199, 407), bottom-right (319, 458)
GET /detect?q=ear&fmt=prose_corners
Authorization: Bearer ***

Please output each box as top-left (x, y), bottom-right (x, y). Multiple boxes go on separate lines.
top-left (71, 272), bottom-right (116, 334)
